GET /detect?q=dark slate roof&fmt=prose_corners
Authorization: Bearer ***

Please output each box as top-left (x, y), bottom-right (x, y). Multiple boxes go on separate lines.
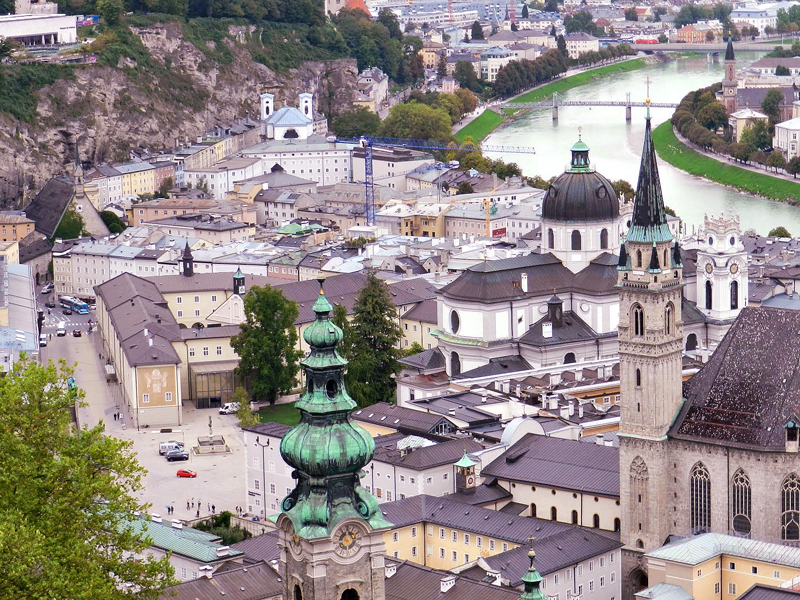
top-left (673, 306), bottom-right (800, 449)
top-left (481, 528), bottom-right (623, 585)
top-left (481, 433), bottom-right (620, 496)
top-left (385, 561), bottom-right (519, 600)
top-left (681, 297), bottom-right (707, 325)
top-left (572, 253), bottom-right (621, 294)
top-left (373, 438), bottom-right (484, 470)
top-left (379, 494), bottom-right (573, 544)
top-left (351, 401), bottom-right (455, 435)
top-left (736, 87), bottom-right (798, 111)
top-left (403, 297), bottom-right (437, 324)
top-left (241, 421), bottom-right (292, 438)
top-left (230, 531), bottom-right (279, 565)
top-left (148, 272), bottom-right (285, 295)
top-left (25, 177), bottom-right (74, 238)
top-left (681, 247), bottom-right (698, 277)
top-left (739, 585), bottom-right (800, 600)
top-left (18, 237), bottom-right (51, 263)
top-left (399, 347), bottom-right (446, 372)
top-left (631, 114), bottom-right (668, 231)
top-left (454, 355), bottom-right (532, 379)
top-left (542, 149), bottom-right (619, 222)
top-left (160, 561), bottom-right (282, 600)
top-left (498, 501), bottom-right (527, 515)
top-left (448, 480), bottom-right (514, 506)
top-left (520, 311), bottom-right (608, 347)
top-left (410, 392), bottom-right (503, 426)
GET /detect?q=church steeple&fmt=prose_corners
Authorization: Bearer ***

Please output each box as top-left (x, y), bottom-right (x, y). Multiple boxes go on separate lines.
top-left (181, 242), bottom-right (194, 277)
top-left (277, 282), bottom-right (391, 600)
top-left (518, 542), bottom-right (546, 600)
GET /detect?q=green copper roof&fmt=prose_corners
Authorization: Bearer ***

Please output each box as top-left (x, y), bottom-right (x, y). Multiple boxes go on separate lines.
top-left (280, 283), bottom-right (392, 539)
top-left (567, 136), bottom-right (593, 173)
top-left (234, 267), bottom-right (243, 278)
top-left (519, 550), bottom-right (547, 600)
top-left (571, 139), bottom-right (589, 152)
top-left (454, 450), bottom-right (476, 468)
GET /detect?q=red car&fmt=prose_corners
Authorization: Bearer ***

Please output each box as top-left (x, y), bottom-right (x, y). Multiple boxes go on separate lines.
top-left (176, 469), bottom-right (197, 478)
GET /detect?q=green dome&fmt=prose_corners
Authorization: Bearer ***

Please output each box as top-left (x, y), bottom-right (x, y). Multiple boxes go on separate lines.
top-left (570, 139), bottom-right (589, 153)
top-left (303, 291), bottom-right (343, 350)
top-left (281, 416), bottom-right (375, 477)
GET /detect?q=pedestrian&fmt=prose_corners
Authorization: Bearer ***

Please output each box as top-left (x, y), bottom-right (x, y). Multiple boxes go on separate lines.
top-left (113, 412), bottom-right (117, 421)
top-left (191, 500), bottom-right (194, 509)
top-left (207, 502), bottom-right (210, 512)
top-left (186, 500), bottom-right (190, 510)
top-left (212, 504), bottom-right (215, 514)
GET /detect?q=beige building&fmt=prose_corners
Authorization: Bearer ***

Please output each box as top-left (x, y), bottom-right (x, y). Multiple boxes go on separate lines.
top-left (730, 108), bottom-right (769, 142)
top-left (564, 32), bottom-right (600, 58)
top-left (0, 213), bottom-right (34, 242)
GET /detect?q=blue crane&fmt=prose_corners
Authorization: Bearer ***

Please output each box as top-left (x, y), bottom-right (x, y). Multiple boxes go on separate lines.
top-left (335, 135), bottom-right (536, 226)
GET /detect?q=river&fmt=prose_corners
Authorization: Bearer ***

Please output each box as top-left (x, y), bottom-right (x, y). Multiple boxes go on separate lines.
top-left (484, 53), bottom-right (800, 235)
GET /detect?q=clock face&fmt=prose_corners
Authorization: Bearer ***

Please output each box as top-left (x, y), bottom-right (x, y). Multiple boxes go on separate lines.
top-left (730, 263), bottom-right (739, 274)
top-left (705, 263), bottom-right (714, 274)
top-left (335, 525), bottom-right (362, 558)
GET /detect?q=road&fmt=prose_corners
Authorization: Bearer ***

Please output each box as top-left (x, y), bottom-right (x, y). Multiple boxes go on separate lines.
top-left (36, 285), bottom-right (249, 523)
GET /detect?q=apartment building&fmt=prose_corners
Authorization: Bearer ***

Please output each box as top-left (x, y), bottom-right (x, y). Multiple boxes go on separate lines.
top-left (184, 157), bottom-right (264, 200)
top-left (0, 213), bottom-right (34, 242)
top-left (240, 137), bottom-right (354, 187)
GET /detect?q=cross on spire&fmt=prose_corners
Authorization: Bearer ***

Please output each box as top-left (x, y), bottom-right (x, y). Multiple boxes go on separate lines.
top-left (645, 76), bottom-right (652, 99)
top-left (577, 126), bottom-right (582, 140)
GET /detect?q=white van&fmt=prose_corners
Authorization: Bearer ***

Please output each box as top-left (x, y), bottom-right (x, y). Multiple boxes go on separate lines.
top-left (219, 402), bottom-right (240, 415)
top-left (159, 440), bottom-right (184, 455)
top-left (56, 322), bottom-right (66, 337)
top-left (39, 333), bottom-right (47, 347)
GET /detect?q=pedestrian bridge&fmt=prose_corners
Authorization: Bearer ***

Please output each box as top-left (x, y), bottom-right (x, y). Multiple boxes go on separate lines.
top-left (500, 93), bottom-right (678, 121)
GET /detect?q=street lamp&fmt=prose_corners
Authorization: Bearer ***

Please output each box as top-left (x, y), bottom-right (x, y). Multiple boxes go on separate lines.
top-left (254, 435), bottom-right (269, 520)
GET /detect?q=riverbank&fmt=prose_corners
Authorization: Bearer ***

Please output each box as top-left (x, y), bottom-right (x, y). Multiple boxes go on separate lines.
top-left (455, 57), bottom-right (650, 143)
top-left (651, 121), bottom-right (800, 203)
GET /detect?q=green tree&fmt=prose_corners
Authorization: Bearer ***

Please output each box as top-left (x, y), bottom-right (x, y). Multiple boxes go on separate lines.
top-left (54, 207), bottom-right (86, 240)
top-left (788, 156), bottom-right (800, 178)
top-left (658, 33), bottom-right (668, 43)
top-left (379, 102), bottom-right (453, 142)
top-left (696, 101), bottom-right (728, 131)
top-left (97, 0), bottom-right (124, 24)
top-left (455, 88), bottom-right (478, 114)
top-left (769, 226), bottom-right (792, 238)
top-left (378, 8), bottom-right (403, 40)
top-left (100, 210), bottom-right (126, 234)
top-left (767, 151), bottom-right (787, 173)
top-left (332, 107), bottom-right (381, 138)
top-left (434, 93), bottom-right (464, 124)
top-left (611, 179), bottom-right (635, 202)
top-left (437, 52), bottom-right (448, 79)
top-left (762, 88), bottom-right (784, 126)
top-left (777, 65), bottom-right (791, 76)
top-left (0, 38), bottom-right (14, 59)
top-left (345, 271), bottom-right (403, 407)
top-left (156, 176), bottom-right (174, 198)
top-left (0, 357), bottom-right (175, 598)
top-left (740, 120), bottom-right (772, 151)
top-left (331, 302), bottom-right (355, 359)
top-left (624, 7), bottom-right (637, 20)
top-left (233, 387), bottom-right (258, 428)
top-left (193, 511), bottom-right (252, 546)
top-left (231, 286), bottom-right (302, 407)
top-left (456, 181), bottom-right (475, 194)
top-left (453, 61), bottom-right (482, 92)
top-left (471, 21), bottom-right (484, 40)
top-left (557, 34), bottom-right (567, 56)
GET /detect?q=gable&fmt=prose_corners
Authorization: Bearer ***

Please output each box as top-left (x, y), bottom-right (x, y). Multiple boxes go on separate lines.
top-left (207, 294), bottom-right (244, 325)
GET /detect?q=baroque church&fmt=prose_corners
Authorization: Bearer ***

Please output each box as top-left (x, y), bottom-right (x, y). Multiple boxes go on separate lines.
top-left (618, 105), bottom-right (800, 598)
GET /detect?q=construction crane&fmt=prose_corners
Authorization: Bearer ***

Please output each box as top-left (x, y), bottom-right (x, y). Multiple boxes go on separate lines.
top-left (335, 135), bottom-right (536, 228)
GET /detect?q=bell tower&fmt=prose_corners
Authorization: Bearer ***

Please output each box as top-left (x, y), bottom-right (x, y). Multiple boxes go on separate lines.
top-left (722, 39), bottom-right (737, 114)
top-left (278, 282), bottom-right (392, 600)
top-left (233, 267), bottom-right (246, 296)
top-left (454, 451), bottom-right (477, 493)
top-left (617, 102), bottom-right (685, 595)
top-left (181, 242), bottom-right (194, 277)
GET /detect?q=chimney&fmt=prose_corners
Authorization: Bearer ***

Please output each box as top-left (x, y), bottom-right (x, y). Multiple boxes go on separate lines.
top-left (578, 404), bottom-right (584, 418)
top-left (560, 406), bottom-right (569, 419)
top-left (440, 575), bottom-right (456, 593)
top-left (196, 136), bottom-right (203, 144)
top-left (171, 519), bottom-right (183, 529)
top-left (148, 338), bottom-right (153, 347)
top-left (605, 439), bottom-right (614, 446)
top-left (150, 513), bottom-right (162, 523)
top-left (481, 394), bottom-right (487, 403)
top-left (540, 394), bottom-right (547, 409)
top-left (199, 565), bottom-right (213, 579)
top-left (542, 322), bottom-right (553, 339)
top-left (502, 381), bottom-right (510, 394)
top-left (216, 546), bottom-right (230, 557)
top-left (143, 328), bottom-right (148, 337)
top-left (596, 434), bottom-right (604, 446)
top-left (548, 395), bottom-right (558, 410)
top-left (385, 563), bottom-right (397, 578)
top-left (568, 400), bottom-right (575, 416)
top-left (521, 272), bottom-right (528, 293)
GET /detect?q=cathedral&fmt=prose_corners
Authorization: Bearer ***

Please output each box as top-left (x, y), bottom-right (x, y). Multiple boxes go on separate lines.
top-left (618, 104), bottom-right (800, 598)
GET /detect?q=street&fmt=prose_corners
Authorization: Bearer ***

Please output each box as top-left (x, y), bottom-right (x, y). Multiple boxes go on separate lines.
top-left (36, 286), bottom-right (249, 523)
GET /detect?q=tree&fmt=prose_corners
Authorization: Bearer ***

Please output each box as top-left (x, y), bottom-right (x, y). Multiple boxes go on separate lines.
top-left (471, 21), bottom-right (484, 40)
top-left (331, 303), bottom-right (355, 359)
top-left (0, 38), bottom-right (14, 59)
top-left (549, 24), bottom-right (556, 36)
top-left (156, 176), bottom-right (174, 198)
top-left (332, 107), bottom-right (381, 138)
top-left (740, 120), bottom-right (772, 151)
top-left (378, 8), bottom-right (403, 40)
top-left (379, 102), bottom-right (453, 142)
top-left (437, 52), bottom-right (448, 79)
top-left (521, 4), bottom-right (528, 18)
top-left (54, 207), bottom-right (86, 240)
top-left (777, 65), bottom-right (791, 76)
top-left (762, 88), bottom-right (784, 126)
top-left (233, 387), bottom-right (258, 428)
top-left (557, 34), bottom-right (567, 56)
top-left (696, 101), bottom-right (728, 131)
top-left (97, 0), bottom-right (124, 25)
top-left (0, 357), bottom-right (175, 598)
top-left (457, 181), bottom-right (475, 194)
top-left (345, 271), bottom-right (403, 407)
top-left (788, 156), bottom-right (800, 178)
top-left (231, 285), bottom-right (302, 407)
top-left (769, 226), bottom-right (792, 238)
top-left (100, 210), bottom-right (126, 234)
top-left (705, 30), bottom-right (716, 42)
top-left (434, 93), bottom-right (465, 124)
top-left (658, 33), bottom-right (668, 43)
top-left (456, 88), bottom-right (478, 114)
top-left (453, 61), bottom-right (482, 92)
top-left (611, 179), bottom-right (635, 202)
top-left (624, 7), bottom-right (637, 21)
top-left (767, 151), bottom-right (787, 172)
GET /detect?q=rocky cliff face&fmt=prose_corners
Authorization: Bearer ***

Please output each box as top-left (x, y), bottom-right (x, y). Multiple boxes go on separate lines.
top-left (0, 21), bottom-right (358, 206)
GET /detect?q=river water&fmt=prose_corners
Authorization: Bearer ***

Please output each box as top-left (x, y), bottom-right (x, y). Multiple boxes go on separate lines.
top-left (485, 53), bottom-right (800, 235)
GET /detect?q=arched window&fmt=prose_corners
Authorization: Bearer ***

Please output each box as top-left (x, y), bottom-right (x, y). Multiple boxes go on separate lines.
top-left (630, 457), bottom-right (648, 536)
top-left (341, 590), bottom-right (359, 600)
top-left (548, 228), bottom-right (554, 249)
top-left (551, 506), bottom-right (558, 521)
top-left (530, 503), bottom-right (537, 518)
top-left (600, 228), bottom-right (608, 249)
top-left (730, 280), bottom-right (739, 310)
top-left (686, 333), bottom-right (698, 351)
top-left (571, 230), bottom-right (582, 250)
top-left (663, 249), bottom-right (668, 266)
top-left (295, 585), bottom-right (303, 600)
top-left (636, 250), bottom-right (642, 268)
top-left (636, 368), bottom-right (641, 387)
top-left (690, 462), bottom-right (711, 534)
top-left (572, 510), bottom-right (579, 524)
top-left (632, 304), bottom-right (644, 337)
top-left (705, 280), bottom-right (713, 311)
top-left (593, 514), bottom-right (600, 528)
top-left (614, 518), bottom-right (621, 532)
top-left (782, 474), bottom-right (800, 540)
top-left (665, 302), bottom-right (674, 335)
top-left (731, 469), bottom-right (752, 537)
top-left (450, 352), bottom-right (461, 377)
top-left (564, 352), bottom-right (576, 364)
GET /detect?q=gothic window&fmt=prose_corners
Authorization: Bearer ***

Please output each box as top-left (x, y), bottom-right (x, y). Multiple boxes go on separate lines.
top-left (548, 228), bottom-right (554, 249)
top-left (730, 280), bottom-right (739, 310)
top-left (341, 590), bottom-right (359, 600)
top-left (665, 303), bottom-right (674, 335)
top-left (782, 474), bottom-right (800, 540)
top-left (295, 585), bottom-right (303, 600)
top-left (450, 352), bottom-right (461, 377)
top-left (600, 228), bottom-right (608, 249)
top-left (731, 469), bottom-right (752, 537)
top-left (571, 230), bottom-right (582, 251)
top-left (630, 457), bottom-right (648, 536)
top-left (636, 369), bottom-right (641, 387)
top-left (614, 518), bottom-right (621, 532)
top-left (706, 280), bottom-right (713, 311)
top-left (632, 304), bottom-right (644, 337)
top-left (690, 462), bottom-right (711, 534)
top-left (531, 503), bottom-right (537, 517)
top-left (572, 510), bottom-right (579, 524)
top-left (636, 250), bottom-right (642, 268)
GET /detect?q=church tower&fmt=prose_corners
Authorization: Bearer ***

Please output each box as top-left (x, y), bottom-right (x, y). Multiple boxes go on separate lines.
top-left (617, 103), bottom-right (685, 594)
top-left (278, 283), bottom-right (392, 600)
top-left (181, 242), bottom-right (194, 277)
top-left (722, 39), bottom-right (737, 114)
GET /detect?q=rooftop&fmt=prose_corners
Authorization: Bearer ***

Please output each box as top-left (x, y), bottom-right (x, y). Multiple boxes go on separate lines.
top-left (646, 532), bottom-right (800, 569)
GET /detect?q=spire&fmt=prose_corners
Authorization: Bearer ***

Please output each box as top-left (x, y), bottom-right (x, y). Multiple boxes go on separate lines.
top-left (568, 131), bottom-right (592, 173)
top-left (725, 38), bottom-right (735, 61)
top-left (628, 102), bottom-right (672, 244)
top-left (518, 539), bottom-right (547, 600)
top-left (618, 242), bottom-right (628, 269)
top-left (279, 281), bottom-right (391, 539)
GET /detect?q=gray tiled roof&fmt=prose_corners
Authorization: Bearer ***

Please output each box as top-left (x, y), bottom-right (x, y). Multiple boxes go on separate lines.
top-left (385, 561), bottom-right (519, 600)
top-left (399, 347), bottom-right (445, 372)
top-left (161, 561), bottom-right (282, 600)
top-left (520, 310), bottom-right (608, 347)
top-left (230, 531), bottom-right (280, 565)
top-left (739, 585), bottom-right (800, 600)
top-left (454, 355), bottom-right (531, 379)
top-left (25, 177), bottom-right (74, 238)
top-left (481, 432), bottom-right (620, 496)
top-left (372, 437), bottom-right (483, 470)
top-left (448, 480), bottom-right (513, 506)
top-left (147, 273), bottom-right (285, 295)
top-left (410, 391), bottom-right (503, 425)
top-left (241, 421), bottom-right (292, 438)
top-left (352, 401), bottom-right (455, 435)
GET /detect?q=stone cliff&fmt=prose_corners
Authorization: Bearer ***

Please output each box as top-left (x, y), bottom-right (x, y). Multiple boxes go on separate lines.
top-left (0, 20), bottom-right (358, 205)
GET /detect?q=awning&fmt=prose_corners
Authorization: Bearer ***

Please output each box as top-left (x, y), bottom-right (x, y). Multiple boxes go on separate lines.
top-left (189, 360), bottom-right (239, 375)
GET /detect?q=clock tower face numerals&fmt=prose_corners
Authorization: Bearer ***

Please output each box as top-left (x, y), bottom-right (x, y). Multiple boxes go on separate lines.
top-left (334, 524), bottom-right (363, 559)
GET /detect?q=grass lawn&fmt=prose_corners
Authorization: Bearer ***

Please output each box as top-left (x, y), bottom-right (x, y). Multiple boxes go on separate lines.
top-left (454, 110), bottom-right (506, 143)
top-left (651, 121), bottom-right (800, 203)
top-left (258, 402), bottom-right (300, 426)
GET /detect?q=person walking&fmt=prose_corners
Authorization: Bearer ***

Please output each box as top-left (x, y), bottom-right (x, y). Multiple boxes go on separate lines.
top-left (207, 503), bottom-right (210, 512)
top-left (186, 500), bottom-right (190, 510)
top-left (211, 504), bottom-right (215, 514)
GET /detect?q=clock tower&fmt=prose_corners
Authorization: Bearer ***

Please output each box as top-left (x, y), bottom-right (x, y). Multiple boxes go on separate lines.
top-left (278, 283), bottom-right (392, 600)
top-left (722, 39), bottom-right (737, 114)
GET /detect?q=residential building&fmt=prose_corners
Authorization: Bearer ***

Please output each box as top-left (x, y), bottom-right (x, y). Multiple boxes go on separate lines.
top-left (564, 31), bottom-right (600, 58)
top-left (142, 215), bottom-right (256, 245)
top-left (774, 117), bottom-right (800, 160)
top-left (0, 257), bottom-right (38, 368)
top-left (676, 20), bottom-right (724, 44)
top-left (226, 172), bottom-right (318, 205)
top-left (354, 67), bottom-right (389, 112)
top-left (730, 108), bottom-right (768, 142)
top-left (352, 146), bottom-right (435, 191)
top-left (0, 213), bottom-right (34, 242)
top-left (730, 6), bottom-right (776, 34)
top-left (184, 157), bottom-right (264, 200)
top-left (115, 162), bottom-right (157, 198)
top-left (480, 47), bottom-right (514, 82)
top-left (400, 298), bottom-right (438, 350)
top-left (351, 402), bottom-right (457, 438)
top-left (240, 136), bottom-right (353, 187)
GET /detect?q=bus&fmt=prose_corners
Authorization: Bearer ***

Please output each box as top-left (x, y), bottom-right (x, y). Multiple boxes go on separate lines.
top-left (60, 296), bottom-right (89, 314)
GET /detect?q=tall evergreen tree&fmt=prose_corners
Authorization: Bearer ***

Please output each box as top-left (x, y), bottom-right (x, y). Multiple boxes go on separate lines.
top-left (471, 21), bottom-right (485, 40)
top-left (346, 271), bottom-right (403, 407)
top-left (437, 52), bottom-right (448, 79)
top-left (522, 4), bottom-right (529, 18)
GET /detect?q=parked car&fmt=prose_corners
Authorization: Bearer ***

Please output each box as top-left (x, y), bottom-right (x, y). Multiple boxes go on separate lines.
top-left (166, 449), bottom-right (189, 462)
top-left (45, 300), bottom-right (56, 308)
top-left (40, 283), bottom-right (53, 294)
top-left (39, 333), bottom-right (47, 347)
top-left (159, 440), bottom-right (184, 455)
top-left (219, 402), bottom-right (240, 415)
top-left (62, 308), bottom-right (72, 315)
top-left (72, 330), bottom-right (82, 337)
top-left (176, 469), bottom-right (197, 478)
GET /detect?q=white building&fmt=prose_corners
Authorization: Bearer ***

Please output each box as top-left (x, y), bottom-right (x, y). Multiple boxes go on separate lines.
top-left (773, 116), bottom-right (800, 160)
top-left (480, 47), bottom-right (515, 82)
top-left (564, 31), bottom-right (599, 58)
top-left (352, 146), bottom-right (435, 191)
top-left (184, 157), bottom-right (263, 200)
top-left (0, 13), bottom-right (76, 45)
top-left (241, 136), bottom-right (353, 187)
top-left (260, 92), bottom-right (327, 141)
top-left (730, 6), bottom-right (775, 34)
